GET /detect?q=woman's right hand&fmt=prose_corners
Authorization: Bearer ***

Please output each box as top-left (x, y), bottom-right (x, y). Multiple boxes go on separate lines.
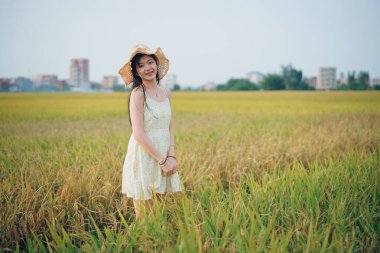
top-left (160, 158), bottom-right (178, 176)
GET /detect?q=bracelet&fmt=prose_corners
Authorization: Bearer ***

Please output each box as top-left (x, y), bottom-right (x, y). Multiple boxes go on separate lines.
top-left (159, 157), bottom-right (167, 165)
top-left (167, 155), bottom-right (177, 160)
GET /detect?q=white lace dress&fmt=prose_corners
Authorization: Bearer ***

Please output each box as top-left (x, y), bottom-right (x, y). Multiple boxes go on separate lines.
top-left (121, 95), bottom-right (182, 200)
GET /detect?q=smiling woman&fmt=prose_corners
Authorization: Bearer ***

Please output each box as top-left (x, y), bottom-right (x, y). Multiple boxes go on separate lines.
top-left (118, 44), bottom-right (183, 219)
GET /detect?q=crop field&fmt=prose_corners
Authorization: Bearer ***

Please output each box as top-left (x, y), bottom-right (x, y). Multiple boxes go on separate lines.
top-left (0, 91), bottom-right (379, 252)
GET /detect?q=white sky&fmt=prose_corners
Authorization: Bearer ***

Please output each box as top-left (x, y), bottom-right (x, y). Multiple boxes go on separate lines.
top-left (1, 0), bottom-right (379, 86)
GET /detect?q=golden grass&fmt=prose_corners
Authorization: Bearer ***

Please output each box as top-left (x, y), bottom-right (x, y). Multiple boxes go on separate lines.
top-left (0, 91), bottom-right (379, 251)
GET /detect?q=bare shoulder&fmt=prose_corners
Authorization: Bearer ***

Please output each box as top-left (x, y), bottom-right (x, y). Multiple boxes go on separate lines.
top-left (131, 86), bottom-right (144, 99)
top-left (130, 86), bottom-right (145, 107)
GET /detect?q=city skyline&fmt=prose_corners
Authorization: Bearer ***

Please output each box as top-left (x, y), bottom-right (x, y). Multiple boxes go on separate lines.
top-left (1, 0), bottom-right (379, 86)
top-left (1, 61), bottom-right (378, 92)
top-left (0, 57), bottom-right (378, 90)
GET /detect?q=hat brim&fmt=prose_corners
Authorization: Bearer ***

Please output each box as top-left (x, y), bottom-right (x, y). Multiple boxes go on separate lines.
top-left (118, 47), bottom-right (169, 86)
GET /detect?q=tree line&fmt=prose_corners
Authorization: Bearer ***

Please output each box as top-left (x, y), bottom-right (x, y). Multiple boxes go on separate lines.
top-left (215, 65), bottom-right (379, 91)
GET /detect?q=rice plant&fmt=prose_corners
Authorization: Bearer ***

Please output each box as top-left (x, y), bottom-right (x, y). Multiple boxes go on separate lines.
top-left (0, 91), bottom-right (379, 252)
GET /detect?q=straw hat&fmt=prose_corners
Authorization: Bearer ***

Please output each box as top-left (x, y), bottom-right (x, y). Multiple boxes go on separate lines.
top-left (118, 44), bottom-right (169, 86)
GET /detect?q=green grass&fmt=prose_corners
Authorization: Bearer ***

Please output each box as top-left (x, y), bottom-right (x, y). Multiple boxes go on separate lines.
top-left (0, 91), bottom-right (379, 252)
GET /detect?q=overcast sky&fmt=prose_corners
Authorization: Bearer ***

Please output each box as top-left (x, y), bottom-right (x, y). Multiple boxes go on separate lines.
top-left (1, 0), bottom-right (379, 86)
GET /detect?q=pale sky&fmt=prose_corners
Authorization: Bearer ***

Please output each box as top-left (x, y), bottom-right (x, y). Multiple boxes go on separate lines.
top-left (1, 0), bottom-right (379, 86)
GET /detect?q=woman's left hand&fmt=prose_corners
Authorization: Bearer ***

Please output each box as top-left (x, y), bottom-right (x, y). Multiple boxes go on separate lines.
top-left (168, 157), bottom-right (179, 175)
top-left (161, 157), bottom-right (179, 176)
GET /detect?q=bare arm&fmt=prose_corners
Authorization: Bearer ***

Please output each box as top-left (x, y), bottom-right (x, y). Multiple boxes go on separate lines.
top-left (166, 87), bottom-right (175, 156)
top-left (130, 87), bottom-right (165, 163)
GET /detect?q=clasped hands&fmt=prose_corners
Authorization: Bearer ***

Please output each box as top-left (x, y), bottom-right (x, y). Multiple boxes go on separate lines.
top-left (159, 156), bottom-right (179, 176)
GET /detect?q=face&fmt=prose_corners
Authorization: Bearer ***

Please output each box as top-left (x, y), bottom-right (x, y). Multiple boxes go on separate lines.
top-left (135, 55), bottom-right (158, 82)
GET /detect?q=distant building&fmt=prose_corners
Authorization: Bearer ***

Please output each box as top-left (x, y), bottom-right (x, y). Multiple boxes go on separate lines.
top-left (57, 80), bottom-right (67, 89)
top-left (35, 74), bottom-right (58, 87)
top-left (160, 74), bottom-right (177, 90)
top-left (317, 67), bottom-right (336, 89)
top-left (372, 78), bottom-right (380, 87)
top-left (337, 72), bottom-right (347, 86)
top-left (70, 58), bottom-right (90, 89)
top-left (247, 71), bottom-right (264, 84)
top-left (304, 76), bottom-right (317, 88)
top-left (101, 76), bottom-right (118, 89)
top-left (0, 78), bottom-right (14, 91)
top-left (204, 81), bottom-right (216, 90)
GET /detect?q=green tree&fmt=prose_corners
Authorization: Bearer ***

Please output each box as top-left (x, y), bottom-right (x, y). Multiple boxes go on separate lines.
top-left (347, 72), bottom-right (356, 89)
top-left (216, 84), bottom-right (227, 90)
top-left (172, 84), bottom-right (181, 91)
top-left (282, 64), bottom-right (302, 89)
top-left (15, 77), bottom-right (34, 92)
top-left (215, 79), bottom-right (258, 91)
top-left (347, 71), bottom-right (370, 90)
top-left (112, 84), bottom-right (128, 92)
top-left (358, 71), bottom-right (370, 89)
top-left (281, 64), bottom-right (313, 90)
top-left (260, 74), bottom-right (285, 90)
top-left (224, 78), bottom-right (259, 90)
top-left (62, 80), bottom-right (71, 92)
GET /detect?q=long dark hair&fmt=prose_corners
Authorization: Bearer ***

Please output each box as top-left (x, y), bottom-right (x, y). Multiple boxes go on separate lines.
top-left (128, 53), bottom-right (160, 127)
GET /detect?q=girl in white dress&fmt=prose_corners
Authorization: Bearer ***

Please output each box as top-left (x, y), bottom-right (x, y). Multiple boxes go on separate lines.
top-left (118, 44), bottom-right (183, 218)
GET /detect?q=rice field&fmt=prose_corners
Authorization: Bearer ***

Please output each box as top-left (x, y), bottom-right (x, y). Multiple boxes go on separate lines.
top-left (0, 91), bottom-right (379, 252)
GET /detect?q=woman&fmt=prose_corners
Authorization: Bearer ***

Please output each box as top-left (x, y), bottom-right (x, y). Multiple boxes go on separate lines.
top-left (119, 44), bottom-right (182, 219)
